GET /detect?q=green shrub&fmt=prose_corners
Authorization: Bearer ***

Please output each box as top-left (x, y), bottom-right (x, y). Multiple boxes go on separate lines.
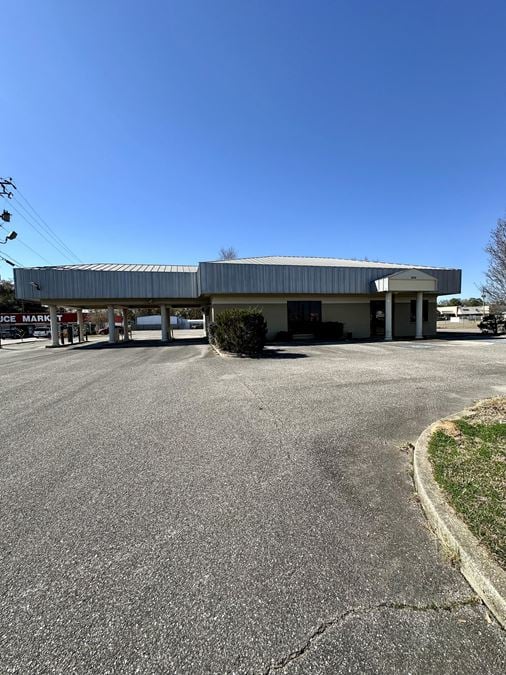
top-left (208, 308), bottom-right (267, 355)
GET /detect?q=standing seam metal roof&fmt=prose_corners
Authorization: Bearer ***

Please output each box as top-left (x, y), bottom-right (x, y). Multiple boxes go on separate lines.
top-left (25, 263), bottom-right (199, 273)
top-left (22, 257), bottom-right (452, 272)
top-left (209, 256), bottom-right (451, 270)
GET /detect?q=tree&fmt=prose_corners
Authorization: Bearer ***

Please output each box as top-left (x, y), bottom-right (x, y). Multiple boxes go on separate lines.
top-left (0, 280), bottom-right (17, 311)
top-left (482, 218), bottom-right (506, 305)
top-left (174, 307), bottom-right (202, 320)
top-left (462, 297), bottom-right (484, 307)
top-left (219, 246), bottom-right (238, 260)
top-left (438, 297), bottom-right (462, 307)
top-left (0, 280), bottom-right (40, 312)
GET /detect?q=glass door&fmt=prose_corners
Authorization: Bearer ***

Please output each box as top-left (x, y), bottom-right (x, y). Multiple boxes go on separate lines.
top-left (370, 300), bottom-right (385, 337)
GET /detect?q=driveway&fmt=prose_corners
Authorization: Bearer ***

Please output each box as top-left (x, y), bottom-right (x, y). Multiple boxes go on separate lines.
top-left (1, 335), bottom-right (505, 673)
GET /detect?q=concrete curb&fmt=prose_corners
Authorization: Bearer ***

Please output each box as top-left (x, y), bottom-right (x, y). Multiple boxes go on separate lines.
top-left (210, 344), bottom-right (262, 359)
top-left (414, 414), bottom-right (506, 629)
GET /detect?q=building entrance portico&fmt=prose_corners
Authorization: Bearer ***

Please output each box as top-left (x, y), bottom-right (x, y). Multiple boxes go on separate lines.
top-left (373, 269), bottom-right (438, 341)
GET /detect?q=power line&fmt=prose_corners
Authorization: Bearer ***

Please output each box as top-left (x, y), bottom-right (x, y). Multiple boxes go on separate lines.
top-left (0, 251), bottom-right (24, 267)
top-left (0, 221), bottom-right (52, 265)
top-left (8, 201), bottom-right (78, 263)
top-left (12, 238), bottom-right (53, 265)
top-left (0, 178), bottom-right (82, 265)
top-left (13, 190), bottom-right (82, 263)
top-left (10, 197), bottom-right (78, 262)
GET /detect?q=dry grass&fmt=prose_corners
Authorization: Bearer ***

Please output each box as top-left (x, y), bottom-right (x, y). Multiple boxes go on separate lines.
top-left (428, 397), bottom-right (506, 568)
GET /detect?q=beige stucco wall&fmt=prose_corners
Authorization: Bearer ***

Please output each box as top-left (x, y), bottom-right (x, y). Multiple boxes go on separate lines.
top-left (211, 302), bottom-right (287, 339)
top-left (210, 294), bottom-right (438, 341)
top-left (322, 301), bottom-right (370, 338)
top-left (393, 297), bottom-right (437, 337)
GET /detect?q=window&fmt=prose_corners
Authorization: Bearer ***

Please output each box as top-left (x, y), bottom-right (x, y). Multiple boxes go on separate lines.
top-left (410, 299), bottom-right (428, 322)
top-left (287, 301), bottom-right (322, 332)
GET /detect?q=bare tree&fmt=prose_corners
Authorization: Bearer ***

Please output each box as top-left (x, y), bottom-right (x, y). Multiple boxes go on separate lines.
top-left (482, 218), bottom-right (506, 306)
top-left (219, 246), bottom-right (238, 260)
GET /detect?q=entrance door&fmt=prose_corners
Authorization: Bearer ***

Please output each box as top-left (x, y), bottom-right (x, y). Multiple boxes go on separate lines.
top-left (370, 299), bottom-right (394, 337)
top-left (370, 300), bottom-right (385, 337)
top-left (287, 301), bottom-right (322, 334)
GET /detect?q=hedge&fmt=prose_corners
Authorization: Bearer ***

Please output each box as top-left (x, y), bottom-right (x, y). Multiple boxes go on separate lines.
top-left (208, 308), bottom-right (267, 355)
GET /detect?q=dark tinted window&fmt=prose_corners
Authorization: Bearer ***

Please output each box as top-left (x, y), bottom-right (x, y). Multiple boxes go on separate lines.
top-left (287, 301), bottom-right (322, 331)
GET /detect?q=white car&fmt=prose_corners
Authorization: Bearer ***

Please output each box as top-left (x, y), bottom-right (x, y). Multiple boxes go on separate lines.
top-left (33, 327), bottom-right (51, 338)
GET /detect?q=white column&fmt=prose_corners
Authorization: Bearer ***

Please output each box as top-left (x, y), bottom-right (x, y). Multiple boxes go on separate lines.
top-left (49, 305), bottom-right (60, 347)
top-left (161, 305), bottom-right (169, 342)
top-left (107, 305), bottom-right (116, 343)
top-left (76, 309), bottom-right (84, 343)
top-left (416, 291), bottom-right (424, 339)
top-left (122, 308), bottom-right (129, 341)
top-left (202, 309), bottom-right (206, 334)
top-left (384, 291), bottom-right (393, 341)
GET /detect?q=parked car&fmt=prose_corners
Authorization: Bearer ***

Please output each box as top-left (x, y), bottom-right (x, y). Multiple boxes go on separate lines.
top-left (98, 326), bottom-right (124, 335)
top-left (33, 328), bottom-right (51, 338)
top-left (0, 327), bottom-right (24, 339)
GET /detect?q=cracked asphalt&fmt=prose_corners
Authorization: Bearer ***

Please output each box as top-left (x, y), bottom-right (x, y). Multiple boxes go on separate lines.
top-left (1, 331), bottom-right (505, 673)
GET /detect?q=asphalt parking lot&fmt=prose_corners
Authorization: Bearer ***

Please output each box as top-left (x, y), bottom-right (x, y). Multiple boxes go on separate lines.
top-left (1, 333), bottom-right (505, 673)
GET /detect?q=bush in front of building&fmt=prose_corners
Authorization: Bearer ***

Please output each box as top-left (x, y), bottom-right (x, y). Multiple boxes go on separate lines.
top-left (208, 308), bottom-right (267, 355)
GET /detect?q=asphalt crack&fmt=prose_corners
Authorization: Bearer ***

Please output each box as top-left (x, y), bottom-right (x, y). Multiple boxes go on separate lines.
top-left (235, 375), bottom-right (295, 465)
top-left (262, 596), bottom-right (481, 673)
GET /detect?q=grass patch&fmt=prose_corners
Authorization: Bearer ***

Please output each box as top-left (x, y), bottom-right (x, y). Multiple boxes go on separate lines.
top-left (428, 417), bottom-right (506, 569)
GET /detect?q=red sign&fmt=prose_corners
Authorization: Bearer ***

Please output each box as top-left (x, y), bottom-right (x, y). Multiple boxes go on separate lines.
top-left (0, 312), bottom-right (90, 325)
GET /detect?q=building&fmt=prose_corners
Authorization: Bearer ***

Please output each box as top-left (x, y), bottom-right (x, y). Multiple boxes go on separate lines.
top-left (135, 314), bottom-right (187, 330)
top-left (437, 305), bottom-right (489, 322)
top-left (14, 256), bottom-right (461, 347)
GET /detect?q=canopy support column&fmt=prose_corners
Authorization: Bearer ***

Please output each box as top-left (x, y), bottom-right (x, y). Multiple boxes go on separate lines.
top-left (384, 292), bottom-right (393, 341)
top-left (107, 306), bottom-right (116, 343)
top-left (416, 291), bottom-right (424, 339)
top-left (122, 308), bottom-right (130, 342)
top-left (76, 309), bottom-right (85, 343)
top-left (49, 305), bottom-right (59, 347)
top-left (161, 305), bottom-right (169, 342)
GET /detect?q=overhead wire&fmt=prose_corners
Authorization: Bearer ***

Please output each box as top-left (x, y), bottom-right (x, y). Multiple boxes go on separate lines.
top-left (0, 222), bottom-right (53, 266)
top-left (8, 201), bottom-right (78, 263)
top-left (13, 190), bottom-right (82, 263)
top-left (0, 251), bottom-right (24, 267)
top-left (11, 238), bottom-right (53, 265)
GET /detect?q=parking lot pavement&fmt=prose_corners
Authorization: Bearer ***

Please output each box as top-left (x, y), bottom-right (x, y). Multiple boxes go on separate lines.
top-left (1, 335), bottom-right (505, 673)
top-left (0, 336), bottom-right (38, 345)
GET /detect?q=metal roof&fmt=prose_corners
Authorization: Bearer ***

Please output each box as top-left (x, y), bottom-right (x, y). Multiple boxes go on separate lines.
top-left (210, 256), bottom-right (450, 270)
top-left (25, 263), bottom-right (198, 273)
top-left (21, 257), bottom-right (451, 272)
top-left (14, 256), bottom-right (462, 302)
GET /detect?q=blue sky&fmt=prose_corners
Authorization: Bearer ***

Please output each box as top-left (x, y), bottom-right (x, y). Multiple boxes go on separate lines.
top-left (2, 0), bottom-right (506, 297)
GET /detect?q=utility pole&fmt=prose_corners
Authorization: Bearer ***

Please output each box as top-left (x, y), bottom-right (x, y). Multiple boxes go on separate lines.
top-left (0, 178), bottom-right (17, 349)
top-left (0, 177), bottom-right (16, 199)
top-left (0, 178), bottom-right (17, 243)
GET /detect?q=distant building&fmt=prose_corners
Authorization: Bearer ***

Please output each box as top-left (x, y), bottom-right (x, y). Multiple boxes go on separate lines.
top-left (135, 314), bottom-right (187, 329)
top-left (438, 305), bottom-right (489, 322)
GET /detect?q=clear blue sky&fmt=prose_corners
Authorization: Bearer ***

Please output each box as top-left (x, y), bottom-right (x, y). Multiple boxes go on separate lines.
top-left (2, 0), bottom-right (506, 297)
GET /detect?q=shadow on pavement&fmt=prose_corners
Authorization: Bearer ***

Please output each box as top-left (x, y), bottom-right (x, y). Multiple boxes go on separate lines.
top-left (434, 331), bottom-right (505, 341)
top-left (261, 348), bottom-right (308, 359)
top-left (72, 336), bottom-right (208, 350)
